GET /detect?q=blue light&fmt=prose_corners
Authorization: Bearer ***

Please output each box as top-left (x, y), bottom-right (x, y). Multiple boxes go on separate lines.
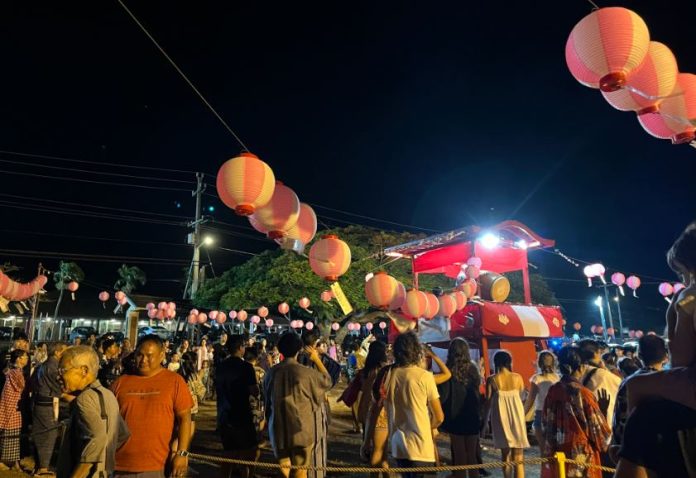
top-left (208, 206), bottom-right (215, 212)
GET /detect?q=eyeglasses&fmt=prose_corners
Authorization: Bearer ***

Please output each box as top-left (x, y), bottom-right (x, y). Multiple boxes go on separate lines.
top-left (58, 366), bottom-right (81, 376)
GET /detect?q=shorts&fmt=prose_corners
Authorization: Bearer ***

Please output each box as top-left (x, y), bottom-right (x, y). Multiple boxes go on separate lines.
top-left (220, 421), bottom-right (259, 451)
top-left (277, 445), bottom-right (313, 467)
top-left (533, 410), bottom-right (542, 432)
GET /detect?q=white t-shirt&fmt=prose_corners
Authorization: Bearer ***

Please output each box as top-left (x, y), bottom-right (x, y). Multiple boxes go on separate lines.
top-left (582, 366), bottom-right (622, 426)
top-left (385, 365), bottom-right (440, 462)
top-left (530, 373), bottom-right (560, 411)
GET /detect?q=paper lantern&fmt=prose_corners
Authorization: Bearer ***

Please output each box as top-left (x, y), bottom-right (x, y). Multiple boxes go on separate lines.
top-left (248, 215), bottom-right (269, 234)
top-left (635, 330), bottom-right (644, 338)
top-left (99, 291), bottom-right (110, 302)
top-left (658, 282), bottom-right (674, 297)
top-left (309, 234), bottom-right (351, 281)
top-left (216, 152), bottom-right (276, 216)
top-left (365, 273), bottom-right (374, 283)
top-left (673, 283), bottom-right (686, 294)
top-left (229, 310), bottom-right (237, 320)
top-left (167, 302), bottom-right (176, 311)
top-left (465, 265), bottom-right (480, 280)
top-left (453, 291), bottom-right (466, 310)
top-left (250, 181), bottom-right (301, 239)
top-left (365, 271), bottom-right (398, 309)
top-left (424, 293), bottom-right (440, 320)
top-left (265, 319), bottom-right (274, 327)
top-left (628, 330), bottom-right (636, 338)
top-left (298, 297), bottom-right (311, 309)
top-left (67, 281), bottom-right (79, 292)
top-left (251, 315), bottom-right (260, 324)
top-left (467, 256), bottom-right (482, 268)
top-left (331, 322), bottom-right (340, 331)
top-left (187, 314), bottom-right (197, 325)
top-left (379, 321), bottom-right (387, 330)
top-left (276, 202), bottom-right (317, 253)
top-left (145, 302), bottom-right (155, 310)
top-left (305, 321), bottom-right (314, 331)
top-left (114, 291), bottom-right (125, 301)
top-left (607, 327), bottom-right (615, 336)
top-left (460, 279), bottom-right (477, 299)
top-left (639, 73), bottom-right (696, 144)
top-left (365, 322), bottom-right (374, 331)
top-left (626, 275), bottom-right (641, 297)
top-left (258, 306), bottom-right (269, 318)
top-left (320, 290), bottom-right (333, 302)
top-left (237, 310), bottom-right (248, 322)
top-left (296, 320), bottom-right (304, 328)
top-left (166, 309), bottom-right (176, 319)
top-left (611, 272), bottom-right (626, 296)
top-left (157, 302), bottom-right (167, 310)
top-left (388, 282), bottom-right (407, 311)
top-left (290, 320), bottom-right (298, 328)
top-left (148, 308), bottom-right (158, 319)
top-left (278, 302), bottom-right (290, 315)
top-left (573, 322), bottom-right (582, 331)
top-left (197, 312), bottom-right (207, 324)
top-left (401, 289), bottom-right (428, 319)
top-left (602, 42), bottom-right (678, 113)
top-left (208, 311), bottom-right (218, 321)
top-left (217, 312), bottom-right (227, 324)
top-left (590, 325), bottom-right (597, 334)
top-left (438, 294), bottom-right (457, 318)
top-left (565, 7), bottom-right (650, 92)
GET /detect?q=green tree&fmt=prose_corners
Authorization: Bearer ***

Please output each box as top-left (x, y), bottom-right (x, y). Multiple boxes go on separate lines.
top-left (52, 261), bottom-right (85, 339)
top-left (114, 264), bottom-right (147, 295)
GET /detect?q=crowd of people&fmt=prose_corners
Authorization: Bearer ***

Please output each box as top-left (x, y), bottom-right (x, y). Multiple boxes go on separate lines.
top-left (0, 223), bottom-right (694, 478)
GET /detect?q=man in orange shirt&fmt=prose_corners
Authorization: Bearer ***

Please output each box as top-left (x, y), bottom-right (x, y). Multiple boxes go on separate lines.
top-left (112, 335), bottom-right (193, 478)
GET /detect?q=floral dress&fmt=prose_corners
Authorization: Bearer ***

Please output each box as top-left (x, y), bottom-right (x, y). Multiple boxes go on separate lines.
top-left (541, 376), bottom-right (611, 478)
top-left (0, 367), bottom-right (25, 462)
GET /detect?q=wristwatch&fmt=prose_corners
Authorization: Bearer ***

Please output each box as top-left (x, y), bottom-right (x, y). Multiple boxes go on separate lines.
top-left (176, 450), bottom-right (190, 457)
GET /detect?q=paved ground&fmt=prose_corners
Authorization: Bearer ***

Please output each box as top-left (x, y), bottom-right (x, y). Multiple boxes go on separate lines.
top-left (0, 384), bottom-right (544, 478)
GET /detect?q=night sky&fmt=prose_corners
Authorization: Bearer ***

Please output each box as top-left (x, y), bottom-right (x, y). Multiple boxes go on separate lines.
top-left (2, 0), bottom-right (695, 331)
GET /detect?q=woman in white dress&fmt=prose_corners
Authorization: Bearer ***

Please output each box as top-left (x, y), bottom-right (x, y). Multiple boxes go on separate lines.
top-left (523, 351), bottom-right (560, 455)
top-left (482, 350), bottom-right (530, 478)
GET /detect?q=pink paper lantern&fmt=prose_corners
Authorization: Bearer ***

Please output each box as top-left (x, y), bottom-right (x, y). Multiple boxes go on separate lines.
top-left (290, 320), bottom-right (298, 328)
top-left (628, 330), bottom-right (636, 338)
top-left (147, 308), bottom-right (158, 319)
top-left (626, 275), bottom-right (641, 297)
top-left (467, 256), bottom-right (482, 268)
top-left (607, 327), bottom-right (615, 337)
top-left (258, 306), bottom-right (269, 318)
top-left (197, 312), bottom-right (207, 324)
top-left (98, 291), bottom-right (110, 302)
top-left (305, 321), bottom-right (314, 331)
top-left (114, 291), bottom-right (125, 301)
top-left (187, 314), bottom-right (197, 325)
top-left (673, 283), bottom-right (686, 294)
top-left (320, 290), bottom-right (333, 302)
top-left (388, 282), bottom-right (407, 311)
top-left (118, 297), bottom-right (128, 306)
top-left (278, 302), bottom-right (290, 315)
top-left (265, 318), bottom-right (274, 327)
top-left (237, 310), bottom-right (248, 322)
top-left (157, 301), bottom-right (167, 310)
top-left (217, 312), bottom-right (227, 324)
top-left (331, 322), bottom-right (340, 331)
top-left (166, 309), bottom-right (176, 319)
top-left (168, 302), bottom-right (176, 310)
top-left (251, 315), bottom-right (260, 324)
top-left (379, 321), bottom-right (387, 330)
top-left (209, 310), bottom-right (219, 321)
top-left (146, 302), bottom-right (156, 310)
top-left (658, 282), bottom-right (674, 297)
top-left (590, 325), bottom-right (597, 334)
top-left (638, 73), bottom-right (696, 144)
top-left (297, 320), bottom-right (304, 329)
top-left (229, 310), bottom-right (237, 320)
top-left (465, 265), bottom-right (480, 280)
top-left (190, 308), bottom-right (199, 316)
top-left (635, 330), bottom-right (644, 338)
top-left (298, 297), bottom-right (311, 309)
top-left (611, 272), bottom-right (626, 286)
top-left (365, 322), bottom-right (374, 331)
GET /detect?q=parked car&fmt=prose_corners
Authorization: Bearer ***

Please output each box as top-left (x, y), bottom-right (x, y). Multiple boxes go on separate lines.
top-left (69, 326), bottom-right (96, 343)
top-left (102, 331), bottom-right (125, 344)
top-left (0, 327), bottom-right (13, 340)
top-left (138, 326), bottom-right (172, 341)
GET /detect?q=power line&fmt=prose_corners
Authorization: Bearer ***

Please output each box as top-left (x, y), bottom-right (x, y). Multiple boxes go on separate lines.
top-left (116, 0), bottom-right (250, 151)
top-left (0, 150), bottom-right (204, 175)
top-left (1, 229), bottom-right (189, 248)
top-left (0, 248), bottom-right (190, 265)
top-left (0, 157), bottom-right (196, 184)
top-left (308, 203), bottom-right (442, 233)
top-left (217, 246), bottom-right (258, 257)
top-left (0, 169), bottom-right (191, 192)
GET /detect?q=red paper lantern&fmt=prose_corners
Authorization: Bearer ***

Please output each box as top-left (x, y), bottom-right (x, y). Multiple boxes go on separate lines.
top-left (453, 291), bottom-right (466, 310)
top-left (258, 306), bottom-right (269, 318)
top-left (99, 291), bottom-right (110, 302)
top-left (320, 290), bottom-right (333, 302)
top-left (298, 297), bottom-right (311, 309)
top-left (237, 310), bottom-right (248, 322)
top-left (166, 309), bottom-right (176, 320)
top-left (460, 279), bottom-right (477, 299)
top-left (217, 312), bottom-right (227, 324)
top-left (602, 42), bottom-right (678, 113)
top-left (187, 314), bottom-right (197, 325)
top-left (278, 302), bottom-right (290, 315)
top-left (308, 234), bottom-right (351, 281)
top-left (216, 152), bottom-right (276, 216)
top-left (67, 281), bottom-right (79, 292)
top-left (168, 302), bottom-right (176, 311)
top-left (437, 294), bottom-right (457, 318)
top-left (0, 273), bottom-right (9, 296)
top-left (250, 182), bottom-right (300, 239)
top-left (573, 322), bottom-right (582, 331)
top-left (424, 293), bottom-right (440, 320)
top-left (565, 7), bottom-right (650, 92)
top-left (388, 282), bottom-right (407, 311)
top-left (276, 203), bottom-right (317, 252)
top-left (638, 73), bottom-right (696, 144)
top-left (197, 312), bottom-right (207, 324)
top-left (401, 289), bottom-right (427, 319)
top-left (364, 271), bottom-right (398, 309)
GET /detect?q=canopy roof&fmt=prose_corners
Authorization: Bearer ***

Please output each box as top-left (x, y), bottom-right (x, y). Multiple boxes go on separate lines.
top-left (384, 220), bottom-right (555, 277)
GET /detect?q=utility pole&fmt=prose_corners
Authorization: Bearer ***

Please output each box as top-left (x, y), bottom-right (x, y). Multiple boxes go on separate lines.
top-left (185, 173), bottom-right (207, 300)
top-left (27, 263), bottom-right (44, 343)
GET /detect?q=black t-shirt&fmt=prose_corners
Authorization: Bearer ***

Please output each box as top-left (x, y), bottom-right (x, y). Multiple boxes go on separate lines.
top-left (215, 356), bottom-right (256, 426)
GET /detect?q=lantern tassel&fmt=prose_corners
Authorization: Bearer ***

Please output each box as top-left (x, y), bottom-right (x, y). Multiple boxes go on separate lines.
top-left (71, 292), bottom-right (76, 301)
top-left (587, 278), bottom-right (593, 287)
top-left (619, 286), bottom-right (625, 296)
top-left (599, 274), bottom-right (607, 285)
top-left (664, 297), bottom-right (672, 304)
top-left (633, 290), bottom-right (639, 298)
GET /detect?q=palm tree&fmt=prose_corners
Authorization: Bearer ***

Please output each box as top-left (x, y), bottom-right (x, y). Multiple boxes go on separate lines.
top-left (114, 264), bottom-right (146, 295)
top-left (52, 261), bottom-right (85, 339)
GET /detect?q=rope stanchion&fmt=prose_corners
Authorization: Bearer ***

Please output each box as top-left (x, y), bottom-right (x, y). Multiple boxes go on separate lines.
top-left (188, 452), bottom-right (554, 473)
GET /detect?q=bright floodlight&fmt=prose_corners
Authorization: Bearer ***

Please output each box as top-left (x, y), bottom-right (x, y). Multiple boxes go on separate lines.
top-left (480, 233), bottom-right (500, 249)
top-left (594, 296), bottom-right (603, 307)
top-left (203, 236), bottom-right (214, 246)
top-left (515, 240), bottom-right (528, 250)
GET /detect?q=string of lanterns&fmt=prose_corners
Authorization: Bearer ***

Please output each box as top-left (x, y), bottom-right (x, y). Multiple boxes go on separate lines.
top-left (0, 272), bottom-right (48, 301)
top-left (566, 7), bottom-right (696, 145)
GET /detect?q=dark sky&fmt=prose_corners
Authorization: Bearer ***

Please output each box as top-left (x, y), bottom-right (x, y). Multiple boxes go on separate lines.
top-left (1, 0), bottom-right (694, 331)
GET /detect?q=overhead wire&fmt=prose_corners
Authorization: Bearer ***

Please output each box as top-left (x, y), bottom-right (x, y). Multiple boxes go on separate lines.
top-left (0, 248), bottom-right (190, 265)
top-left (0, 169), bottom-right (191, 192)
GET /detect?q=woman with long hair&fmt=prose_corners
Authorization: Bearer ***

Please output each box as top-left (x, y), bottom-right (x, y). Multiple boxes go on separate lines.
top-left (357, 341), bottom-right (389, 476)
top-left (482, 350), bottom-right (529, 478)
top-left (523, 351), bottom-right (560, 456)
top-left (541, 346), bottom-right (610, 478)
top-left (174, 351), bottom-right (205, 448)
top-left (0, 350), bottom-right (29, 471)
top-left (439, 338), bottom-right (482, 478)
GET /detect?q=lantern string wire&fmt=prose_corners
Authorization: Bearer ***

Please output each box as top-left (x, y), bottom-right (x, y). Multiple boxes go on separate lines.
top-left (584, 0), bottom-right (600, 11)
top-left (116, 0), bottom-right (251, 152)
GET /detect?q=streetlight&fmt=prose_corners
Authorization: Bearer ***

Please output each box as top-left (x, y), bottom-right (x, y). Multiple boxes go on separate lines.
top-left (594, 295), bottom-right (608, 342)
top-left (479, 233), bottom-right (500, 249)
top-left (202, 235), bottom-right (214, 247)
